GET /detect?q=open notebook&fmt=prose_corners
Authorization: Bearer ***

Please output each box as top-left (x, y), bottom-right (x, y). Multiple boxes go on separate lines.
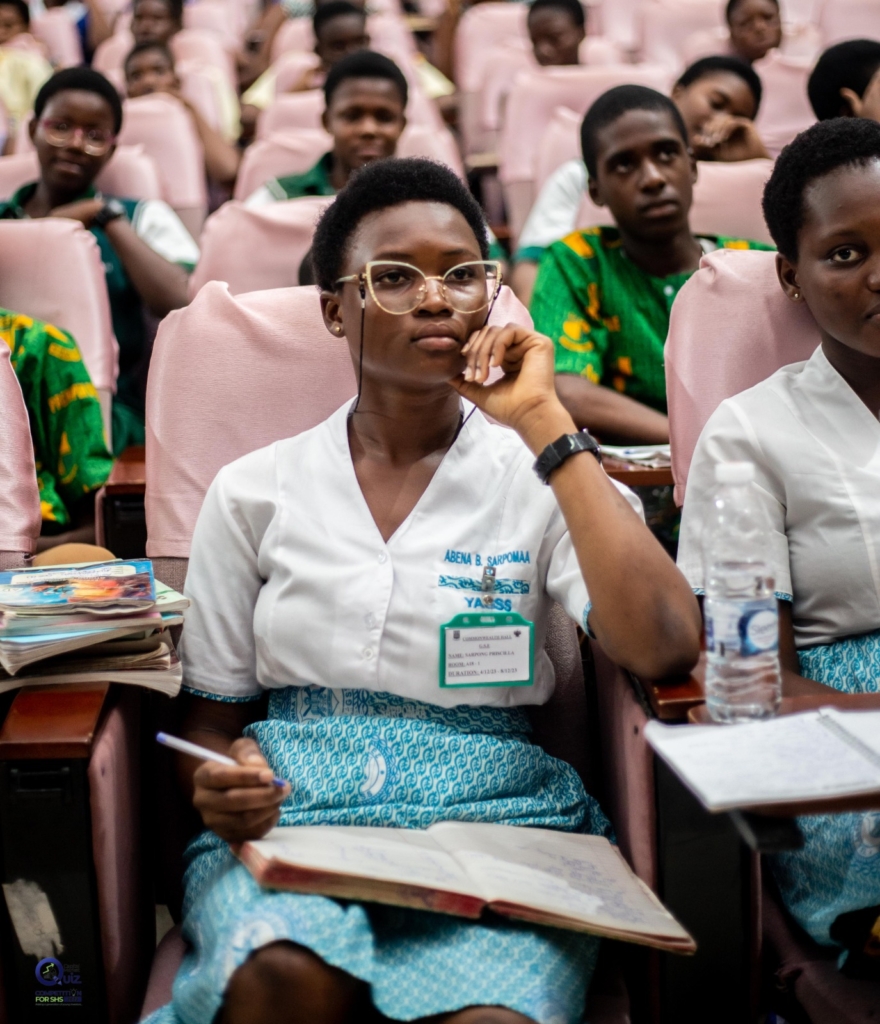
top-left (646, 708), bottom-right (880, 812)
top-left (240, 821), bottom-right (695, 953)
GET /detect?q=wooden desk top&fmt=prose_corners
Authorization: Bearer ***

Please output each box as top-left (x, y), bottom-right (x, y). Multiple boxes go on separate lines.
top-left (635, 655), bottom-right (706, 722)
top-left (106, 445), bottom-right (146, 494)
top-left (0, 683), bottom-right (111, 759)
top-left (602, 459), bottom-right (674, 489)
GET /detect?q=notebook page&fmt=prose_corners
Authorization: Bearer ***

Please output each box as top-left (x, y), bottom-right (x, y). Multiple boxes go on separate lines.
top-left (247, 825), bottom-right (485, 898)
top-left (645, 713), bottom-right (880, 812)
top-left (428, 822), bottom-right (690, 940)
top-left (821, 709), bottom-right (880, 762)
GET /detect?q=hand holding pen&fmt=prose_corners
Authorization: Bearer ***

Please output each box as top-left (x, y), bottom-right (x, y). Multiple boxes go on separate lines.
top-left (158, 732), bottom-right (291, 843)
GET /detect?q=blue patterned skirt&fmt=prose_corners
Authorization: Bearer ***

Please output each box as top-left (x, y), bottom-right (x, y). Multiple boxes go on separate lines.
top-left (770, 632), bottom-right (880, 950)
top-left (143, 686), bottom-right (611, 1024)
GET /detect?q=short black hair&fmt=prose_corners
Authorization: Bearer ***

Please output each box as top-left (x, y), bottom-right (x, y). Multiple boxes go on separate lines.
top-left (808, 40), bottom-right (880, 121)
top-left (133, 0), bottom-right (183, 20)
top-left (313, 0), bottom-right (365, 38)
top-left (0, 0), bottom-right (29, 28)
top-left (311, 157), bottom-right (489, 291)
top-left (676, 55), bottom-right (762, 113)
top-left (123, 40), bottom-right (175, 75)
top-left (763, 118), bottom-right (880, 260)
top-left (725, 0), bottom-right (777, 23)
top-left (324, 50), bottom-right (408, 107)
top-left (580, 84), bottom-right (689, 178)
top-left (527, 0), bottom-right (585, 30)
top-left (34, 68), bottom-right (124, 134)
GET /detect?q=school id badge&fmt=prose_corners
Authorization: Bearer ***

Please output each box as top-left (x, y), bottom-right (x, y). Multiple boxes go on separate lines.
top-left (439, 612), bottom-right (534, 688)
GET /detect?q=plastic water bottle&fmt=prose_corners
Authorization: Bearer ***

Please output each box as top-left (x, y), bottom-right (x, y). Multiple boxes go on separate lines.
top-left (703, 461), bottom-right (782, 723)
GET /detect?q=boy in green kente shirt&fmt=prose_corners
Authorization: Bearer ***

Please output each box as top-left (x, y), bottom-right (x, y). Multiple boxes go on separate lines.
top-left (531, 85), bottom-right (772, 444)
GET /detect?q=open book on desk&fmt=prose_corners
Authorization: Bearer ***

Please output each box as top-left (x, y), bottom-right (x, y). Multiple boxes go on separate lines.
top-left (646, 708), bottom-right (880, 813)
top-left (240, 821), bottom-right (695, 953)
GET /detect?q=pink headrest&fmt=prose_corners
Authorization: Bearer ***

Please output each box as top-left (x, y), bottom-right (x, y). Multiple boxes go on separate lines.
top-left (119, 94), bottom-right (207, 210)
top-left (0, 344), bottom-right (40, 554)
top-left (189, 196), bottom-right (334, 296)
top-left (498, 64), bottom-right (671, 186)
top-left (0, 220), bottom-right (118, 391)
top-left (455, 2), bottom-right (528, 94)
top-left (0, 144), bottom-right (162, 202)
top-left (752, 50), bottom-right (815, 157)
top-left (91, 29), bottom-right (133, 76)
top-left (233, 130), bottom-right (331, 202)
top-left (146, 282), bottom-right (532, 556)
top-left (257, 91), bottom-right (324, 138)
top-left (666, 249), bottom-right (820, 506)
top-left (271, 17), bottom-right (315, 61)
top-left (30, 9), bottom-right (83, 67)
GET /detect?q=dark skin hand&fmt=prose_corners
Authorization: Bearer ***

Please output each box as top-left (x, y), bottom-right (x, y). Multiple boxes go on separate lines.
top-left (553, 108), bottom-right (702, 443)
top-left (672, 69), bottom-right (769, 162)
top-left (322, 77), bottom-right (406, 192)
top-left (26, 88), bottom-right (189, 316)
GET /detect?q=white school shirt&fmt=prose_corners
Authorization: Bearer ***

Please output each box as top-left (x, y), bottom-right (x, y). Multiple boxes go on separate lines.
top-left (678, 346), bottom-right (880, 650)
top-left (516, 160), bottom-right (587, 261)
top-left (180, 401), bottom-right (641, 708)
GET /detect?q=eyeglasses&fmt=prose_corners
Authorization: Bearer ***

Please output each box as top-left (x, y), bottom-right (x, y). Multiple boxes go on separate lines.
top-left (336, 260), bottom-right (503, 315)
top-left (38, 119), bottom-right (116, 156)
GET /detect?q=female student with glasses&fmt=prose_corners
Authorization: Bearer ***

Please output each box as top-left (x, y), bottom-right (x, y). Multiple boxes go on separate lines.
top-left (145, 158), bottom-right (701, 1024)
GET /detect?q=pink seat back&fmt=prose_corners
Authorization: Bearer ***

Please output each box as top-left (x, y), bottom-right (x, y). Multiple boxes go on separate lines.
top-left (270, 16), bottom-right (314, 61)
top-left (666, 249), bottom-right (820, 505)
top-left (752, 50), bottom-right (815, 157)
top-left (819, 0), bottom-right (880, 47)
top-left (686, 159), bottom-right (775, 244)
top-left (30, 9), bottom-right (83, 67)
top-left (455, 2), bottom-right (528, 94)
top-left (0, 220), bottom-right (118, 394)
top-left (0, 145), bottom-right (162, 201)
top-left (182, 0), bottom-right (240, 51)
top-left (146, 282), bottom-right (532, 556)
top-left (177, 61), bottom-right (225, 132)
top-left (169, 28), bottom-right (235, 84)
top-left (0, 343), bottom-right (40, 557)
top-left (91, 28), bottom-right (133, 77)
top-left (271, 51), bottom-right (321, 95)
top-left (118, 94), bottom-right (207, 216)
top-left (478, 43), bottom-right (534, 136)
top-left (189, 196), bottom-right (333, 295)
top-left (535, 105), bottom-right (580, 192)
top-left (257, 90), bottom-right (324, 137)
top-left (234, 129), bottom-right (330, 200)
top-left (638, 0), bottom-right (724, 71)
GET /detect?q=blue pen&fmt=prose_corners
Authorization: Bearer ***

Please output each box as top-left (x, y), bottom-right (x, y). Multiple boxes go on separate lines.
top-left (156, 731), bottom-right (288, 788)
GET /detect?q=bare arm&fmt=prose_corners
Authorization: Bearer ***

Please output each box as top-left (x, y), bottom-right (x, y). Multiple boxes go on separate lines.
top-left (183, 98), bottom-right (241, 187)
top-left (103, 215), bottom-right (190, 316)
top-left (555, 372), bottom-right (670, 444)
top-left (178, 692), bottom-right (290, 842)
top-left (453, 324), bottom-right (701, 679)
top-left (82, 0), bottom-right (113, 53)
top-left (510, 260), bottom-right (539, 306)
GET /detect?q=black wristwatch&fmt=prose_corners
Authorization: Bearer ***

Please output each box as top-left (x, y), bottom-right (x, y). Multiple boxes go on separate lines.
top-left (533, 430), bottom-right (602, 484)
top-left (93, 198), bottom-right (126, 230)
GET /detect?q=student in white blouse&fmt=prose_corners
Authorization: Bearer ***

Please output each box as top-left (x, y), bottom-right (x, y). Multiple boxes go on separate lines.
top-left (678, 118), bottom-right (880, 969)
top-left (149, 158), bottom-right (701, 1024)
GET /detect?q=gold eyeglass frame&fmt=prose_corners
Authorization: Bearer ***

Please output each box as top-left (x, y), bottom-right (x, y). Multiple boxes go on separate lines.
top-left (335, 260), bottom-right (503, 315)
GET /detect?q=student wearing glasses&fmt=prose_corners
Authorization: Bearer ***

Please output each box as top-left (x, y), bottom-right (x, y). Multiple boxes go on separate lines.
top-left (146, 158), bottom-right (700, 1024)
top-left (0, 68), bottom-right (199, 453)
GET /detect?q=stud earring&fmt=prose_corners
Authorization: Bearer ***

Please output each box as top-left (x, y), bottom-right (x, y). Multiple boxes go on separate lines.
top-left (332, 324), bottom-right (342, 334)
top-left (793, 291), bottom-right (800, 300)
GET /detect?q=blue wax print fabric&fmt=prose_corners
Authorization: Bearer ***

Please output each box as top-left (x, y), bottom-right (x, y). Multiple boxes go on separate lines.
top-left (769, 632), bottom-right (880, 949)
top-left (142, 686), bottom-right (611, 1024)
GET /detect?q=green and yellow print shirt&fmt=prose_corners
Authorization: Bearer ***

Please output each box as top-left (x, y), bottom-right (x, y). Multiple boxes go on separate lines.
top-left (530, 226), bottom-right (773, 412)
top-left (1, 309), bottom-right (113, 526)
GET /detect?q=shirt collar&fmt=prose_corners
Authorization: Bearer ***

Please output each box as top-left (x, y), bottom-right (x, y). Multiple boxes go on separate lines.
top-left (7, 181), bottom-right (98, 217)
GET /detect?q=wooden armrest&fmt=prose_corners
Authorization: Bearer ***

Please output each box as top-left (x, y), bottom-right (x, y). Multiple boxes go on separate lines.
top-left (632, 653), bottom-right (705, 722)
top-left (404, 14), bottom-right (438, 31)
top-left (0, 683), bottom-right (111, 759)
top-left (106, 444), bottom-right (146, 495)
top-left (603, 460), bottom-right (674, 488)
top-left (465, 152), bottom-right (499, 172)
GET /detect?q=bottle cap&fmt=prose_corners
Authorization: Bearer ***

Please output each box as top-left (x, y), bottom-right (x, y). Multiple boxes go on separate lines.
top-left (714, 461), bottom-right (754, 484)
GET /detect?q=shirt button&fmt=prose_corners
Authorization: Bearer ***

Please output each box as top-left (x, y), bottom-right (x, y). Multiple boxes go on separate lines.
top-left (377, 552), bottom-right (387, 564)
top-left (663, 285), bottom-right (674, 297)
top-left (365, 613), bottom-right (375, 628)
top-left (363, 648), bottom-right (374, 660)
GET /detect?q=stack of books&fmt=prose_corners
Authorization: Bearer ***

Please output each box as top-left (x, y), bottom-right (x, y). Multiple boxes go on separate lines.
top-left (0, 559), bottom-right (186, 696)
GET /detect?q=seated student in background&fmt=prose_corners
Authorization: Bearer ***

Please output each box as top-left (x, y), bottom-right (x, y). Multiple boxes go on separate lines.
top-left (2, 307), bottom-right (112, 547)
top-left (807, 39), bottom-right (880, 124)
top-left (513, 57), bottom-right (767, 303)
top-left (725, 0), bottom-right (781, 64)
top-left (239, 1), bottom-right (369, 136)
top-left (0, 0), bottom-right (52, 143)
top-left (0, 69), bottom-right (198, 453)
top-left (678, 117), bottom-right (880, 964)
top-left (244, 50), bottom-right (406, 205)
top-left (527, 0), bottom-right (585, 68)
top-left (40, 0), bottom-right (113, 65)
top-left (124, 42), bottom-right (241, 190)
top-left (530, 85), bottom-right (771, 445)
top-left (144, 156), bottom-right (701, 1024)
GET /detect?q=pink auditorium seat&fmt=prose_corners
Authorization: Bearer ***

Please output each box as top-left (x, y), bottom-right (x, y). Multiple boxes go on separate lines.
top-left (92, 28), bottom-right (136, 77)
top-left (95, 26), bottom-right (235, 85)
top-left (665, 248), bottom-right (819, 507)
top-left (0, 220), bottom-right (118, 438)
top-left (0, 343), bottom-right (40, 567)
top-left (182, 0), bottom-right (241, 52)
top-left (188, 197), bottom-right (333, 295)
top-left (30, 8), bottom-right (83, 67)
top-left (818, 0), bottom-right (880, 48)
top-left (0, 145), bottom-right (163, 202)
top-left (118, 94), bottom-right (207, 237)
top-left (270, 15), bottom-right (314, 62)
top-left (270, 50), bottom-right (321, 95)
top-left (752, 49), bottom-right (815, 157)
top-left (256, 89), bottom-right (324, 136)
top-left (498, 64), bottom-right (671, 243)
top-left (638, 0), bottom-right (725, 72)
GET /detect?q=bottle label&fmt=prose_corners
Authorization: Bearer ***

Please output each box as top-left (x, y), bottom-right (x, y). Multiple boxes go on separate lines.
top-left (704, 597), bottom-right (779, 657)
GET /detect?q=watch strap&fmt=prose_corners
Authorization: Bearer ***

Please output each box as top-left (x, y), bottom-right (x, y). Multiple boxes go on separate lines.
top-left (533, 431), bottom-right (602, 485)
